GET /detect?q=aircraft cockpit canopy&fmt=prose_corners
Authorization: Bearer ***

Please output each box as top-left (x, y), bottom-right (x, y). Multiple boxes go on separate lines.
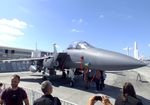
top-left (67, 41), bottom-right (93, 49)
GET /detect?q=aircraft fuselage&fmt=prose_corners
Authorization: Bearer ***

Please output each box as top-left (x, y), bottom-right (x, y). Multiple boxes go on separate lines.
top-left (64, 47), bottom-right (146, 71)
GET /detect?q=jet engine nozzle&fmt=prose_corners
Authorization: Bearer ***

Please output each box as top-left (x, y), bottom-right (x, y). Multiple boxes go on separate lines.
top-left (29, 65), bottom-right (37, 73)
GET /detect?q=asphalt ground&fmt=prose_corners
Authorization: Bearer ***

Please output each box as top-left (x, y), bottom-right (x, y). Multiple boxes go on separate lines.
top-left (0, 66), bottom-right (150, 105)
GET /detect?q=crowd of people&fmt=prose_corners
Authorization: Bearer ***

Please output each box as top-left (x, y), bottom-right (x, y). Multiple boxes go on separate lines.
top-left (0, 74), bottom-right (61, 105)
top-left (84, 63), bottom-right (106, 91)
top-left (0, 73), bottom-right (143, 105)
top-left (87, 82), bottom-right (143, 105)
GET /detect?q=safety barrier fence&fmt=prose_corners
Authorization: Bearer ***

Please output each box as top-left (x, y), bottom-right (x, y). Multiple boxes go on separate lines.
top-left (1, 83), bottom-right (78, 105)
top-left (0, 61), bottom-right (30, 72)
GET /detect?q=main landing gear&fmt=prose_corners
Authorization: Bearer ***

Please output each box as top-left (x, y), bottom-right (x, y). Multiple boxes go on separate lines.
top-left (67, 68), bottom-right (76, 87)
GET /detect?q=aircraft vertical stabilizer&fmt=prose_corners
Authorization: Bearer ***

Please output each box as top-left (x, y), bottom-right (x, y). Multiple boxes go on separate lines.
top-left (31, 42), bottom-right (41, 58)
top-left (53, 43), bottom-right (58, 60)
top-left (53, 43), bottom-right (57, 53)
top-left (31, 50), bottom-right (41, 58)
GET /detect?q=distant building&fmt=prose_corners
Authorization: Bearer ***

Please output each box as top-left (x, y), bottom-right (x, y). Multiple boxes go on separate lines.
top-left (0, 45), bottom-right (33, 60)
top-left (0, 45), bottom-right (50, 72)
top-left (0, 45), bottom-right (50, 60)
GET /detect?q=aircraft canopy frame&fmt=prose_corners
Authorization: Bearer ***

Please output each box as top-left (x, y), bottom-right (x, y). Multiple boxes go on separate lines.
top-left (67, 41), bottom-right (93, 49)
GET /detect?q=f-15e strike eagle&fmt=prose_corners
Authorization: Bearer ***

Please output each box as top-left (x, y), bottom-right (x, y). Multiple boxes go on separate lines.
top-left (2, 41), bottom-right (146, 86)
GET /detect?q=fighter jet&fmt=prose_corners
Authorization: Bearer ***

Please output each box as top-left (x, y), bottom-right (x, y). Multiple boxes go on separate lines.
top-left (62, 41), bottom-right (145, 70)
top-left (1, 41), bottom-right (146, 86)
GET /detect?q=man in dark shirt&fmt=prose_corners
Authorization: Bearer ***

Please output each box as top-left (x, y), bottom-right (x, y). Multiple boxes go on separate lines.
top-left (0, 74), bottom-right (29, 105)
top-left (33, 80), bottom-right (61, 105)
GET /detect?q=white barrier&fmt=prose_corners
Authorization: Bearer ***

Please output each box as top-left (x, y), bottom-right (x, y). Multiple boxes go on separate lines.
top-left (2, 83), bottom-right (77, 105)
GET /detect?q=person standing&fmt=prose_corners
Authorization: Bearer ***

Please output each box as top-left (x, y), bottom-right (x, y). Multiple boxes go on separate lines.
top-left (0, 74), bottom-right (29, 105)
top-left (100, 71), bottom-right (106, 90)
top-left (33, 80), bottom-right (61, 105)
top-left (0, 82), bottom-right (3, 94)
top-left (84, 63), bottom-right (94, 89)
top-left (115, 82), bottom-right (143, 105)
top-left (94, 70), bottom-right (101, 91)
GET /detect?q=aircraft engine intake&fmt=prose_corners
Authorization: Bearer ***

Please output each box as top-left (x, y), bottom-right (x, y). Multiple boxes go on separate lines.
top-left (29, 65), bottom-right (38, 73)
top-left (53, 61), bottom-right (59, 67)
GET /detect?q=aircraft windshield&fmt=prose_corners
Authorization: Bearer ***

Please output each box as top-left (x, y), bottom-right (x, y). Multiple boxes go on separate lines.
top-left (67, 41), bottom-right (92, 49)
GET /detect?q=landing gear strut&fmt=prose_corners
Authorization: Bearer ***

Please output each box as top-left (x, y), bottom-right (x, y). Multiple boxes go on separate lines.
top-left (42, 69), bottom-right (47, 80)
top-left (62, 71), bottom-right (67, 79)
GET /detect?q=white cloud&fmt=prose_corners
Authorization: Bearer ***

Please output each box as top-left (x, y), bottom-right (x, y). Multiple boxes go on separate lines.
top-left (71, 29), bottom-right (79, 33)
top-left (99, 14), bottom-right (104, 18)
top-left (148, 44), bottom-right (150, 47)
top-left (0, 25), bottom-right (24, 36)
top-left (71, 29), bottom-right (83, 33)
top-left (0, 18), bottom-right (27, 29)
top-left (0, 18), bottom-right (28, 45)
top-left (72, 18), bottom-right (83, 24)
top-left (0, 34), bottom-right (16, 41)
top-left (71, 18), bottom-right (84, 33)
top-left (79, 18), bottom-right (83, 23)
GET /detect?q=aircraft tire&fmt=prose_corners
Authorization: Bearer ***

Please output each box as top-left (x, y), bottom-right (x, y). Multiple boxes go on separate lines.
top-left (42, 71), bottom-right (45, 75)
top-left (62, 71), bottom-right (67, 79)
top-left (42, 76), bottom-right (47, 80)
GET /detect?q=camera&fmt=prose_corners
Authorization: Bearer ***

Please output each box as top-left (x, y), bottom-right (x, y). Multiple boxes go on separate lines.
top-left (95, 96), bottom-right (102, 101)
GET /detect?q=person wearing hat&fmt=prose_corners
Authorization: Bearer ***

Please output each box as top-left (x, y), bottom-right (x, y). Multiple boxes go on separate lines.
top-left (33, 80), bottom-right (61, 105)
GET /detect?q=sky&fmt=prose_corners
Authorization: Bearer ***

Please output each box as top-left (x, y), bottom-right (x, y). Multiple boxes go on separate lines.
top-left (0, 0), bottom-right (150, 59)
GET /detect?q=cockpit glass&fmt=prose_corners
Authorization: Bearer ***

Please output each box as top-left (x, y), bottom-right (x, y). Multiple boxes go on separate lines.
top-left (67, 41), bottom-right (92, 49)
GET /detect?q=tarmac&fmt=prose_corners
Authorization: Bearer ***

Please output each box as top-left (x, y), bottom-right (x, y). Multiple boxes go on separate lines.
top-left (0, 66), bottom-right (150, 105)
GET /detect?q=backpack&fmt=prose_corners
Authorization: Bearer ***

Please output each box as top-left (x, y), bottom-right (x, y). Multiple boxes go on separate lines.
top-left (47, 96), bottom-right (58, 105)
top-left (34, 95), bottom-right (60, 105)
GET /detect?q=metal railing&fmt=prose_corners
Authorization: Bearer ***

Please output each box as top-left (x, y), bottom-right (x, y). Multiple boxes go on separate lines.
top-left (1, 83), bottom-right (77, 105)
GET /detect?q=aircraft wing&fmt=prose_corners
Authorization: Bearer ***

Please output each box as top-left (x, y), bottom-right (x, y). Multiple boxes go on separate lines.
top-left (0, 55), bottom-right (53, 62)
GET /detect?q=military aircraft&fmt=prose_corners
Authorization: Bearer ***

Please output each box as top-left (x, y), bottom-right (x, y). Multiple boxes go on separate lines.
top-left (1, 41), bottom-right (146, 86)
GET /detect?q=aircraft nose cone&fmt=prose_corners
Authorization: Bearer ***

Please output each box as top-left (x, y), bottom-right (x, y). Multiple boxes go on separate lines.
top-left (129, 58), bottom-right (146, 67)
top-left (100, 51), bottom-right (147, 70)
top-left (114, 54), bottom-right (146, 70)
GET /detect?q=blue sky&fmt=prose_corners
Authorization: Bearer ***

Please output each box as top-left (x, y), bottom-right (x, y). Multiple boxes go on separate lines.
top-left (0, 0), bottom-right (150, 59)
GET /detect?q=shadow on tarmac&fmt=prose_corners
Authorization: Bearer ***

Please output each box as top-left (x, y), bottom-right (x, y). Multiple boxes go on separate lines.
top-left (20, 74), bottom-right (150, 105)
